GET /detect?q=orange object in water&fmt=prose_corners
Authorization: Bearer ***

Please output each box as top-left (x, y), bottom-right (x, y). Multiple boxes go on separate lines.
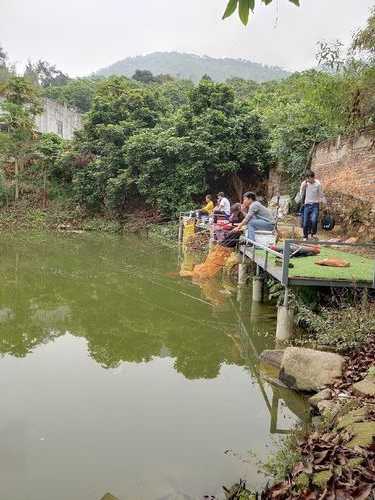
top-left (315, 258), bottom-right (350, 268)
top-left (192, 246), bottom-right (233, 280)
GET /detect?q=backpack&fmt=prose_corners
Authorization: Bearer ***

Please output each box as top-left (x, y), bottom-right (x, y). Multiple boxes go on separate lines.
top-left (321, 213), bottom-right (335, 231)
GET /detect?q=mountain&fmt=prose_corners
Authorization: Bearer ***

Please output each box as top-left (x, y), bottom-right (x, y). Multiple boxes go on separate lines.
top-left (95, 52), bottom-right (290, 82)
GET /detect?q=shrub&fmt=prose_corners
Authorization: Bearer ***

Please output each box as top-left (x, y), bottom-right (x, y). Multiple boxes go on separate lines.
top-left (296, 303), bottom-right (375, 352)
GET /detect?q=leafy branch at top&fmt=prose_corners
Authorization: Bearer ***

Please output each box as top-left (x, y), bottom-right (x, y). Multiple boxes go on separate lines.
top-left (223, 0), bottom-right (300, 26)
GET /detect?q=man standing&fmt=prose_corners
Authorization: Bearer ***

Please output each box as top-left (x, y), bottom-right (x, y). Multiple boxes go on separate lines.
top-left (300, 171), bottom-right (326, 241)
top-left (233, 192), bottom-right (275, 242)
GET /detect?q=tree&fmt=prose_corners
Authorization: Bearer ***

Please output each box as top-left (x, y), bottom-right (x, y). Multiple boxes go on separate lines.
top-left (316, 40), bottom-right (345, 73)
top-left (0, 46), bottom-right (7, 68)
top-left (223, 0), bottom-right (300, 26)
top-left (123, 80), bottom-right (270, 215)
top-left (24, 60), bottom-right (70, 88)
top-left (72, 76), bottom-right (167, 211)
top-left (132, 69), bottom-right (157, 84)
top-left (351, 7), bottom-right (375, 61)
top-left (44, 78), bottom-right (101, 113)
top-left (34, 133), bottom-right (64, 208)
top-left (247, 70), bottom-right (351, 192)
top-left (226, 77), bottom-right (259, 101)
top-left (0, 45), bottom-right (10, 83)
top-left (0, 77), bottom-right (43, 201)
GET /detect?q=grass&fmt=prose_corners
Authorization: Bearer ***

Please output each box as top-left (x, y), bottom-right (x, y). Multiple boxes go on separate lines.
top-left (288, 247), bottom-right (374, 283)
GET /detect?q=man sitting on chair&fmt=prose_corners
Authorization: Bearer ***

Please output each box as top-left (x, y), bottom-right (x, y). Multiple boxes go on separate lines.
top-left (233, 192), bottom-right (275, 242)
top-left (213, 192), bottom-right (231, 218)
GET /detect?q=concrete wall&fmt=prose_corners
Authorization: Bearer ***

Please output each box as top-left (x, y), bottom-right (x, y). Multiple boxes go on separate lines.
top-left (311, 130), bottom-right (375, 206)
top-left (0, 96), bottom-right (82, 140)
top-left (35, 98), bottom-right (82, 140)
top-left (267, 166), bottom-right (289, 199)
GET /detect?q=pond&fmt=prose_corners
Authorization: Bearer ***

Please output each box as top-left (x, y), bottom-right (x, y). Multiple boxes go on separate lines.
top-left (0, 232), bottom-right (308, 500)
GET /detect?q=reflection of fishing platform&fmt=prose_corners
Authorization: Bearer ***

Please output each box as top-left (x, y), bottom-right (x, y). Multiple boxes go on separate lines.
top-left (178, 213), bottom-right (375, 341)
top-left (232, 298), bottom-right (310, 434)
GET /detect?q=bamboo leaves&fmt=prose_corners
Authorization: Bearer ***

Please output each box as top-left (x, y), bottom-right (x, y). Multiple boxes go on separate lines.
top-left (223, 0), bottom-right (300, 25)
top-left (222, 0), bottom-right (238, 19)
top-left (239, 0), bottom-right (252, 25)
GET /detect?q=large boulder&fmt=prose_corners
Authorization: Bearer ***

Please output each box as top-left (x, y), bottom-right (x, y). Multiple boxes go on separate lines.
top-left (279, 347), bottom-right (345, 392)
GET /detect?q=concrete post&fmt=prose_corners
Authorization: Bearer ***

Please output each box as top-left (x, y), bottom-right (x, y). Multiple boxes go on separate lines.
top-left (238, 263), bottom-right (247, 286)
top-left (276, 305), bottom-right (294, 341)
top-left (252, 276), bottom-right (263, 303)
top-left (250, 300), bottom-right (263, 323)
top-left (177, 214), bottom-right (183, 246)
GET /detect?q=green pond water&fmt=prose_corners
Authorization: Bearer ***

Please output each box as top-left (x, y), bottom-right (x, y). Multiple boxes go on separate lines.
top-left (0, 232), bottom-right (308, 500)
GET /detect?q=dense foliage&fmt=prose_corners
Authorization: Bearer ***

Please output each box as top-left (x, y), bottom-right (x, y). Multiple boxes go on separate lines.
top-left (72, 78), bottom-right (269, 214)
top-left (43, 78), bottom-right (101, 113)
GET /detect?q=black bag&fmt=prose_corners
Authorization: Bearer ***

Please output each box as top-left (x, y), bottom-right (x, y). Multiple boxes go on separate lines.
top-left (321, 213), bottom-right (335, 231)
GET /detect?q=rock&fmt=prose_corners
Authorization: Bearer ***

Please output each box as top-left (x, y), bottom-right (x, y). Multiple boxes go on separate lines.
top-left (336, 407), bottom-right (368, 430)
top-left (100, 494), bottom-right (120, 500)
top-left (311, 415), bottom-right (323, 427)
top-left (308, 388), bottom-right (332, 408)
top-left (317, 400), bottom-right (339, 416)
top-left (259, 349), bottom-right (284, 369)
top-left (352, 377), bottom-right (375, 397)
top-left (346, 421), bottom-right (375, 448)
top-left (312, 470), bottom-right (332, 489)
top-left (279, 347), bottom-right (345, 392)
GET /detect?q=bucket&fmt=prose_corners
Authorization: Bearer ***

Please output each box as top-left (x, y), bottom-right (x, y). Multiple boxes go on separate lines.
top-left (254, 230), bottom-right (275, 247)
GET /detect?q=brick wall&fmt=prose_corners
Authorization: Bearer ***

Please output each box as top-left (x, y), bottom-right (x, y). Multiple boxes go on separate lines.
top-left (311, 130), bottom-right (375, 206)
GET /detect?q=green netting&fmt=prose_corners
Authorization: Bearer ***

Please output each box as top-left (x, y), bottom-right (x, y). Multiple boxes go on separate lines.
top-left (267, 247), bottom-right (375, 283)
top-left (288, 247), bottom-right (374, 282)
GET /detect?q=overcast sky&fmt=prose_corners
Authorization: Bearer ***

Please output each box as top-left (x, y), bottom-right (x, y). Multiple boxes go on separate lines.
top-left (1, 0), bottom-right (374, 77)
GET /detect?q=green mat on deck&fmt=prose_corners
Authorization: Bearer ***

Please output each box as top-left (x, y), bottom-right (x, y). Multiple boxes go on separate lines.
top-left (287, 247), bottom-right (374, 282)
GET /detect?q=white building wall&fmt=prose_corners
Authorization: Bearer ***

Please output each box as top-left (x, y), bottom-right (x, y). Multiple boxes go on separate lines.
top-left (34, 98), bottom-right (82, 139)
top-left (0, 96), bottom-right (82, 140)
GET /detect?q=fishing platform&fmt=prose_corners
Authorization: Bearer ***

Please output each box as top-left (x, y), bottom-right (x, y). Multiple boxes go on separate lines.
top-left (239, 238), bottom-right (375, 289)
top-left (178, 212), bottom-right (375, 340)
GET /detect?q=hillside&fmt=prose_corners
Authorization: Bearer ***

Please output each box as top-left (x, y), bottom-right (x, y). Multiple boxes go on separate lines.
top-left (95, 51), bottom-right (290, 82)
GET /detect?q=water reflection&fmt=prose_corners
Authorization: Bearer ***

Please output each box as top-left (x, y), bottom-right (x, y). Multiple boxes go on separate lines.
top-left (0, 233), bottom-right (309, 499)
top-left (0, 235), bottom-right (245, 376)
top-left (0, 233), bottom-right (309, 421)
